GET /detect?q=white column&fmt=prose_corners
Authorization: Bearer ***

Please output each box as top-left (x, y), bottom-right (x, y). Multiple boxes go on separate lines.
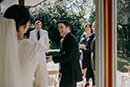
top-left (96, 0), bottom-right (105, 87)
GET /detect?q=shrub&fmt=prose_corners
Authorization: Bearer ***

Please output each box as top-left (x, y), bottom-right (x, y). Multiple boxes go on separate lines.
top-left (117, 57), bottom-right (130, 72)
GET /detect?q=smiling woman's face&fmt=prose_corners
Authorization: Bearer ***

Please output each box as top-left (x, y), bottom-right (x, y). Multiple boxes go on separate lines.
top-left (85, 24), bottom-right (91, 35)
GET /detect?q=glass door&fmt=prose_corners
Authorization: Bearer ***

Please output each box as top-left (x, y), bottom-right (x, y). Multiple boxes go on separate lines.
top-left (115, 0), bottom-right (130, 87)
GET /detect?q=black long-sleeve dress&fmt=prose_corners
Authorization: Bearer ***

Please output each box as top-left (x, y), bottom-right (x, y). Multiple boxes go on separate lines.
top-left (80, 33), bottom-right (95, 85)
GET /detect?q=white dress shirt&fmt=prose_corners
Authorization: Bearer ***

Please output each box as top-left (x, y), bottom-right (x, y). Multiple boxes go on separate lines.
top-left (29, 29), bottom-right (49, 53)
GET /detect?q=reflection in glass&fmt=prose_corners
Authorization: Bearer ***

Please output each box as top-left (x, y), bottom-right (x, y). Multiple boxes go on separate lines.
top-left (116, 0), bottom-right (130, 87)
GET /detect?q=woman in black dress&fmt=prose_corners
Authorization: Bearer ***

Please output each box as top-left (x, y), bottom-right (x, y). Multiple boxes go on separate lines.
top-left (80, 23), bottom-right (95, 86)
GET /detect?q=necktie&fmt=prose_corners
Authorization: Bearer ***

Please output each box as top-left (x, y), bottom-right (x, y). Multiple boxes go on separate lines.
top-left (37, 30), bottom-right (40, 40)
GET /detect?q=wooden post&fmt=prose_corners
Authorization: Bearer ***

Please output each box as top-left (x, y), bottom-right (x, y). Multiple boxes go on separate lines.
top-left (104, 0), bottom-right (112, 87)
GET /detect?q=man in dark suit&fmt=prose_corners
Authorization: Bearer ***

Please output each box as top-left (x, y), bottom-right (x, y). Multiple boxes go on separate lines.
top-left (48, 20), bottom-right (82, 87)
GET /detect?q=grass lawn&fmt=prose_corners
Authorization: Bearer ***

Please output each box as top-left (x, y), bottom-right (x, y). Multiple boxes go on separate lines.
top-left (47, 50), bottom-right (59, 56)
top-left (117, 56), bottom-right (130, 72)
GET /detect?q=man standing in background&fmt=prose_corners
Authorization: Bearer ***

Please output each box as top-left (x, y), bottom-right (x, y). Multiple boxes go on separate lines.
top-left (29, 20), bottom-right (49, 53)
top-left (29, 20), bottom-right (49, 87)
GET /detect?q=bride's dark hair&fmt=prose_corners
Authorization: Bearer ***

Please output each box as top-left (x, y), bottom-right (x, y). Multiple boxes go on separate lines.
top-left (4, 4), bottom-right (31, 31)
top-left (0, 0), bottom-right (3, 3)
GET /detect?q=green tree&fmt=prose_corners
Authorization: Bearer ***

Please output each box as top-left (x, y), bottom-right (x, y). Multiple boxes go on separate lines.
top-left (117, 0), bottom-right (130, 57)
top-left (27, 0), bottom-right (95, 48)
top-left (88, 11), bottom-right (96, 24)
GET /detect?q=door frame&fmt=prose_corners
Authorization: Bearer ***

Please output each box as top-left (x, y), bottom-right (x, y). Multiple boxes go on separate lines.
top-left (104, 0), bottom-right (113, 87)
top-left (96, 0), bottom-right (105, 87)
top-left (96, 0), bottom-right (114, 87)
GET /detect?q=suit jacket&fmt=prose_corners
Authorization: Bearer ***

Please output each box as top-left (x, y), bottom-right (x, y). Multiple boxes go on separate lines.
top-left (52, 32), bottom-right (82, 84)
top-left (29, 29), bottom-right (49, 52)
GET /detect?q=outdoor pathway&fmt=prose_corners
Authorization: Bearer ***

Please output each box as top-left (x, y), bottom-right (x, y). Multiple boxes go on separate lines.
top-left (116, 71), bottom-right (130, 87)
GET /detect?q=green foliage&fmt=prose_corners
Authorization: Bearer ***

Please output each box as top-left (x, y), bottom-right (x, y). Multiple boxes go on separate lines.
top-left (117, 0), bottom-right (130, 58)
top-left (117, 56), bottom-right (130, 72)
top-left (76, 27), bottom-right (84, 42)
top-left (117, 24), bottom-right (130, 57)
top-left (88, 11), bottom-right (96, 24)
top-left (47, 51), bottom-right (59, 56)
top-left (26, 0), bottom-right (95, 48)
top-left (117, 0), bottom-right (130, 24)
top-left (49, 41), bottom-right (60, 49)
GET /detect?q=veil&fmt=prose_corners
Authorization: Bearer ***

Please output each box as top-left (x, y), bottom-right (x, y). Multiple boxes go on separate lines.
top-left (0, 17), bottom-right (21, 87)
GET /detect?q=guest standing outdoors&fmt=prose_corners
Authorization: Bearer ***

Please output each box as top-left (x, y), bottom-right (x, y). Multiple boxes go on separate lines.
top-left (47, 20), bottom-right (82, 87)
top-left (79, 23), bottom-right (95, 86)
top-left (29, 20), bottom-right (49, 87)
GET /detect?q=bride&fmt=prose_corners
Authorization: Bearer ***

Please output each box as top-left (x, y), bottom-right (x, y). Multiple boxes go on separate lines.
top-left (0, 1), bottom-right (21, 87)
top-left (2, 4), bottom-right (48, 87)
top-left (0, 14), bottom-right (21, 87)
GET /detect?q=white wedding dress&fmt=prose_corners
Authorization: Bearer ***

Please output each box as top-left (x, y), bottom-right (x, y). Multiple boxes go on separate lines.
top-left (0, 16), bottom-right (48, 87)
top-left (18, 39), bottom-right (48, 87)
top-left (0, 17), bottom-right (21, 87)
